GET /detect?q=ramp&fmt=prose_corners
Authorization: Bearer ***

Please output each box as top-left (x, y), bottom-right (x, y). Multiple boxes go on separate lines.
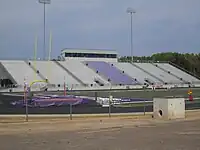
top-left (0, 60), bottom-right (42, 85)
top-left (0, 62), bottom-right (17, 84)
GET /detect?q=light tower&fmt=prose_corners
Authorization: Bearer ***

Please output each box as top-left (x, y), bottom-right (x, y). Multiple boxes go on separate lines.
top-left (38, 0), bottom-right (51, 60)
top-left (126, 7), bottom-right (136, 62)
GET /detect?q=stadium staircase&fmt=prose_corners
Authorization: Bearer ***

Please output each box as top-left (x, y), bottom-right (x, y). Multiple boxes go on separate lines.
top-left (144, 78), bottom-right (155, 85)
top-left (94, 77), bottom-right (105, 86)
top-left (131, 63), bottom-right (165, 84)
top-left (0, 62), bottom-right (17, 85)
top-left (151, 63), bottom-right (188, 83)
top-left (169, 62), bottom-right (200, 80)
top-left (24, 60), bottom-right (49, 83)
top-left (54, 61), bottom-right (85, 86)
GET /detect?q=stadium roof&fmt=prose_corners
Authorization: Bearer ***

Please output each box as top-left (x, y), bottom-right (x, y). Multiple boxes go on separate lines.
top-left (61, 48), bottom-right (118, 55)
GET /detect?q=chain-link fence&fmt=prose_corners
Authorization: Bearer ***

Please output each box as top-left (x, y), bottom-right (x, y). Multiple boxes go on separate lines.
top-left (0, 87), bottom-right (200, 121)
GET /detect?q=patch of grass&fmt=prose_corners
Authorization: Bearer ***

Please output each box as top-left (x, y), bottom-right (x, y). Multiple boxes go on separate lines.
top-left (114, 102), bottom-right (153, 108)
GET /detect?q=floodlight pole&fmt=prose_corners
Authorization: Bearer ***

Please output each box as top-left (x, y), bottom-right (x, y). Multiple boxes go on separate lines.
top-left (39, 0), bottom-right (51, 60)
top-left (130, 12), bottom-right (133, 63)
top-left (127, 8), bottom-right (136, 63)
top-left (43, 3), bottom-right (46, 60)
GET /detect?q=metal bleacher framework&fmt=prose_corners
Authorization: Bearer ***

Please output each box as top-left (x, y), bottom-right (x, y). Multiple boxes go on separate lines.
top-left (0, 49), bottom-right (200, 92)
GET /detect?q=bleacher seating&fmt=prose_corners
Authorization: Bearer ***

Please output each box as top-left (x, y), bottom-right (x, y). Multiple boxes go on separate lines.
top-left (134, 63), bottom-right (184, 84)
top-left (0, 60), bottom-right (42, 84)
top-left (113, 62), bottom-right (161, 84)
top-left (0, 60), bottom-right (199, 89)
top-left (155, 63), bottom-right (199, 83)
top-left (29, 61), bottom-right (79, 85)
top-left (59, 60), bottom-right (110, 85)
top-left (85, 61), bottom-right (138, 85)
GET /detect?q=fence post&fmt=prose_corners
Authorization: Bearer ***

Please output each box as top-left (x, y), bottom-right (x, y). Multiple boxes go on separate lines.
top-left (25, 85), bottom-right (29, 122)
top-left (143, 86), bottom-right (147, 115)
top-left (143, 99), bottom-right (146, 115)
top-left (25, 97), bottom-right (28, 122)
top-left (109, 95), bottom-right (113, 118)
top-left (69, 103), bottom-right (72, 120)
top-left (95, 92), bottom-right (97, 101)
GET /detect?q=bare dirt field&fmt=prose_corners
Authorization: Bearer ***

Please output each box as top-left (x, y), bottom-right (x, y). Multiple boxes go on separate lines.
top-left (0, 111), bottom-right (200, 150)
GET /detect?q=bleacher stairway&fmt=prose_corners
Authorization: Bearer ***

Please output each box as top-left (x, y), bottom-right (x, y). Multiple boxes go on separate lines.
top-left (113, 62), bottom-right (162, 85)
top-left (157, 62), bottom-right (200, 83)
top-left (54, 61), bottom-right (85, 85)
top-left (131, 63), bottom-right (165, 83)
top-left (28, 61), bottom-right (80, 85)
top-left (58, 60), bottom-right (110, 86)
top-left (24, 60), bottom-right (47, 82)
top-left (151, 63), bottom-right (188, 83)
top-left (134, 63), bottom-right (185, 84)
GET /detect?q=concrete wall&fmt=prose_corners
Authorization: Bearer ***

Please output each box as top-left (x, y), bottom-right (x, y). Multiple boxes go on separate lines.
top-left (153, 97), bottom-right (185, 120)
top-left (0, 64), bottom-right (9, 79)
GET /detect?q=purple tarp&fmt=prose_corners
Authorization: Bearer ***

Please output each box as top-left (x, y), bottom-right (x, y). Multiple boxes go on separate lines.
top-left (10, 95), bottom-right (90, 107)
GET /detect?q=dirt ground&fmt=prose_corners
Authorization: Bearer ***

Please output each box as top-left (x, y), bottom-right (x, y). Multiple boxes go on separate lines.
top-left (0, 111), bottom-right (200, 150)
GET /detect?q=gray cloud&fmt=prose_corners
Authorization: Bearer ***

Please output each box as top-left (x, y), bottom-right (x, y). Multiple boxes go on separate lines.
top-left (0, 0), bottom-right (200, 59)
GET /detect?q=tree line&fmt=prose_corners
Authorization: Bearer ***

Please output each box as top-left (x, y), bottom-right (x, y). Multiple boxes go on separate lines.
top-left (118, 52), bottom-right (200, 77)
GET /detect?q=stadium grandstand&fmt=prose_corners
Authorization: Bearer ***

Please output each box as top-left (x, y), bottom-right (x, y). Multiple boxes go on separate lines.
top-left (0, 48), bottom-right (200, 92)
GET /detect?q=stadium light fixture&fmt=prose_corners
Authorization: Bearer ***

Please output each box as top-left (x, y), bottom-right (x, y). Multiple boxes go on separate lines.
top-left (38, 0), bottom-right (51, 60)
top-left (126, 7), bottom-right (136, 63)
top-left (39, 0), bottom-right (51, 4)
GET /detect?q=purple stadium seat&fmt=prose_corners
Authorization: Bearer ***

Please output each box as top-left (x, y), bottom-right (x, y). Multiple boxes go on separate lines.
top-left (85, 61), bottom-right (138, 85)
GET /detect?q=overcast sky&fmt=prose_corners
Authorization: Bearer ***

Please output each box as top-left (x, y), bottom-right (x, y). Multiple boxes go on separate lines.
top-left (0, 0), bottom-right (200, 59)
